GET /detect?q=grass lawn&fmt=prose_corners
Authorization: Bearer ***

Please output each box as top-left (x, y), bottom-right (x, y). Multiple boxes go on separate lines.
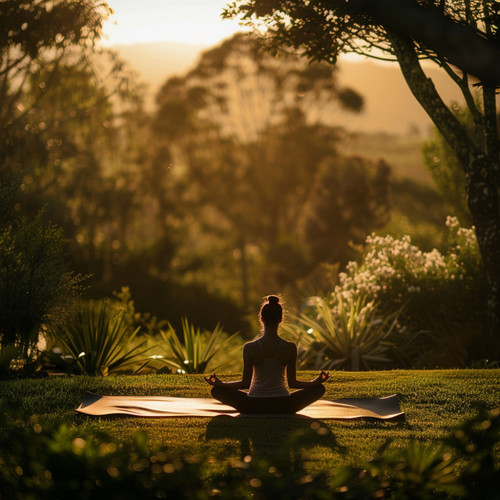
top-left (1, 369), bottom-right (499, 473)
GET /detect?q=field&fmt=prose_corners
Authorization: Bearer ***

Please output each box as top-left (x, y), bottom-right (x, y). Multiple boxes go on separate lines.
top-left (2, 369), bottom-right (499, 473)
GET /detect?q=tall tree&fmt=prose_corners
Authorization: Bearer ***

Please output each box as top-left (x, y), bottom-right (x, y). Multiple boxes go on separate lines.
top-left (1, 1), bottom-right (112, 174)
top-left (153, 33), bottom-right (364, 306)
top-left (0, 0), bottom-right (115, 361)
top-left (0, 1), bottom-right (164, 282)
top-left (225, 0), bottom-right (500, 347)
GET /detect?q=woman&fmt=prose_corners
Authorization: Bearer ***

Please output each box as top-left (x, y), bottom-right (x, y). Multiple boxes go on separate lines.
top-left (205, 295), bottom-right (329, 414)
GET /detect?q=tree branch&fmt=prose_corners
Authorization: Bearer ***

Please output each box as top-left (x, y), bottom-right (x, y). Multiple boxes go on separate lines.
top-left (347, 0), bottom-right (500, 86)
top-left (438, 58), bottom-right (483, 131)
top-left (388, 33), bottom-right (479, 172)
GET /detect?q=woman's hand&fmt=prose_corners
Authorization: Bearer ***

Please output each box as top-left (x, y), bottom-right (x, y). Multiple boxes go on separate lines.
top-left (312, 371), bottom-right (329, 384)
top-left (204, 373), bottom-right (222, 386)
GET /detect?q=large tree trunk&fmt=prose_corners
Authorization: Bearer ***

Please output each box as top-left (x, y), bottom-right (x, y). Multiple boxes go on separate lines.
top-left (390, 34), bottom-right (500, 354)
top-left (467, 154), bottom-right (500, 349)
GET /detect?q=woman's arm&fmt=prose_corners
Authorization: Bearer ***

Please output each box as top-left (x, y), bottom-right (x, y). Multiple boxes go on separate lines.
top-left (287, 343), bottom-right (329, 389)
top-left (205, 343), bottom-right (253, 389)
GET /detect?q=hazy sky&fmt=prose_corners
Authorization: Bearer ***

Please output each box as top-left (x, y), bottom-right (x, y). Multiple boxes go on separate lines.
top-left (102, 0), bottom-right (246, 46)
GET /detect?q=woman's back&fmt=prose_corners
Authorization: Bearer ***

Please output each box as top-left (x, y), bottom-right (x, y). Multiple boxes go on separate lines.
top-left (248, 338), bottom-right (290, 397)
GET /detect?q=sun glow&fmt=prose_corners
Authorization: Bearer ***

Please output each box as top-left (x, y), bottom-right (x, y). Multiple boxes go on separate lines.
top-left (102, 0), bottom-right (248, 46)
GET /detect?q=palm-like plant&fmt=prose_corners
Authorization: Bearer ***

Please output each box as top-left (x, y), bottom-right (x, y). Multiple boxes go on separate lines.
top-left (151, 318), bottom-right (241, 374)
top-left (282, 294), bottom-right (401, 370)
top-left (53, 301), bottom-right (149, 376)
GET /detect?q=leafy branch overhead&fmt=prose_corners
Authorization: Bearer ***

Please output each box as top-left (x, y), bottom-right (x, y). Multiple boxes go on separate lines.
top-left (225, 0), bottom-right (500, 86)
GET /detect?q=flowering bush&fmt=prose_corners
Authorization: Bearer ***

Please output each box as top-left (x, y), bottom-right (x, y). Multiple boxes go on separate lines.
top-left (333, 217), bottom-right (487, 365)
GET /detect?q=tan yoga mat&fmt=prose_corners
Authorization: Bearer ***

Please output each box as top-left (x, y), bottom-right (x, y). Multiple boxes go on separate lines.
top-left (76, 393), bottom-right (404, 420)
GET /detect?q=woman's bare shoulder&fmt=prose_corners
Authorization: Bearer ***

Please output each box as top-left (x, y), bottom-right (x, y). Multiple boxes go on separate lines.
top-left (243, 338), bottom-right (261, 351)
top-left (280, 338), bottom-right (296, 351)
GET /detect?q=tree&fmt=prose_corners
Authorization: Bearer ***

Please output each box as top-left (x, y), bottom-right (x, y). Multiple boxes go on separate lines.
top-left (225, 0), bottom-right (500, 348)
top-left (0, 2), bottom-right (176, 361)
top-left (226, 0), bottom-right (500, 84)
top-left (0, 0), bottom-right (113, 173)
top-left (153, 33), bottom-right (364, 307)
top-left (303, 156), bottom-right (391, 266)
top-left (0, 1), bottom-right (176, 288)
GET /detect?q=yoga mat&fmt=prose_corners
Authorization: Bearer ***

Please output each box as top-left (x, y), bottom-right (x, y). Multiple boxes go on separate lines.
top-left (76, 393), bottom-right (404, 420)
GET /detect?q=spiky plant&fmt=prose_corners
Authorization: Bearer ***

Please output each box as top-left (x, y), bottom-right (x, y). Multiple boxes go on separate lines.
top-left (53, 301), bottom-right (149, 376)
top-left (282, 294), bottom-right (402, 370)
top-left (151, 318), bottom-right (241, 374)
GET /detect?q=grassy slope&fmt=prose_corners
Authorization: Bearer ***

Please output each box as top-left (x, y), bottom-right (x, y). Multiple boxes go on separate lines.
top-left (1, 370), bottom-right (499, 472)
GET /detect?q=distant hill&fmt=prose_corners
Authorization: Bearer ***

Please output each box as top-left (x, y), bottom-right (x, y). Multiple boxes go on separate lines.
top-left (335, 58), bottom-right (462, 135)
top-left (109, 39), bottom-right (463, 134)
top-left (110, 40), bottom-right (204, 82)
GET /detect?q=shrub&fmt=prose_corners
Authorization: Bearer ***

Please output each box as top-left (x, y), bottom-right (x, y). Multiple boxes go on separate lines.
top-left (49, 301), bottom-right (150, 376)
top-left (0, 423), bottom-right (206, 500)
top-left (0, 212), bottom-right (83, 368)
top-left (282, 293), bottom-right (414, 370)
top-left (334, 217), bottom-right (488, 364)
top-left (150, 318), bottom-right (242, 374)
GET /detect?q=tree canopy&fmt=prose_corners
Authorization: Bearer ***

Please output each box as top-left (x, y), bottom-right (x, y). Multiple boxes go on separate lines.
top-left (224, 0), bottom-right (500, 85)
top-left (152, 33), bottom-right (391, 305)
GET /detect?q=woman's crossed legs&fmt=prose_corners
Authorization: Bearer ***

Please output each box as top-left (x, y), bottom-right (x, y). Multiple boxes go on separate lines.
top-left (211, 385), bottom-right (325, 414)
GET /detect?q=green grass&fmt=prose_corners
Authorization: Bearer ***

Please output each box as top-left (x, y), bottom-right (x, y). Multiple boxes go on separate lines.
top-left (1, 370), bottom-right (499, 473)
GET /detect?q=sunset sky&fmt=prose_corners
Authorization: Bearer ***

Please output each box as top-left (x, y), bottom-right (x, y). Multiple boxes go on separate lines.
top-left (102, 0), bottom-right (246, 46)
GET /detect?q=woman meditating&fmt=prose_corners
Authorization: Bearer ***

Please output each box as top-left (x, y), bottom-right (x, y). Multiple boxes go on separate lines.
top-left (205, 295), bottom-right (329, 414)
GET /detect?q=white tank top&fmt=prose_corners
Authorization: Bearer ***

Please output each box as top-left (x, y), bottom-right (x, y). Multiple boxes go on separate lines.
top-left (248, 339), bottom-right (290, 398)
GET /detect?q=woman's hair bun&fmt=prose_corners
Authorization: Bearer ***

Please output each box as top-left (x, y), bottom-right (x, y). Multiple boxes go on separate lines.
top-left (260, 295), bottom-right (283, 324)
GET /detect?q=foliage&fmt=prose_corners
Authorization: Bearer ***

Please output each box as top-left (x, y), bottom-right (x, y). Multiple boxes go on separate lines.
top-left (153, 33), bottom-right (395, 306)
top-left (1, 0), bottom-right (189, 342)
top-left (151, 319), bottom-right (242, 374)
top-left (49, 301), bottom-right (149, 376)
top-left (0, 212), bottom-right (82, 363)
top-left (335, 218), bottom-right (488, 364)
top-left (386, 178), bottom-right (448, 250)
top-left (110, 286), bottom-right (169, 337)
top-left (0, 0), bottom-right (116, 177)
top-left (0, 423), bottom-right (206, 500)
top-left (0, 399), bottom-right (498, 499)
top-left (303, 155), bottom-right (391, 266)
top-left (339, 133), bottom-right (449, 253)
top-left (422, 117), bottom-right (473, 226)
top-left (155, 32), bottom-right (363, 144)
top-left (19, 59), bottom-right (149, 281)
top-left (223, 1), bottom-right (500, 83)
top-left (282, 294), bottom-right (406, 370)
top-left (214, 414), bottom-right (499, 500)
